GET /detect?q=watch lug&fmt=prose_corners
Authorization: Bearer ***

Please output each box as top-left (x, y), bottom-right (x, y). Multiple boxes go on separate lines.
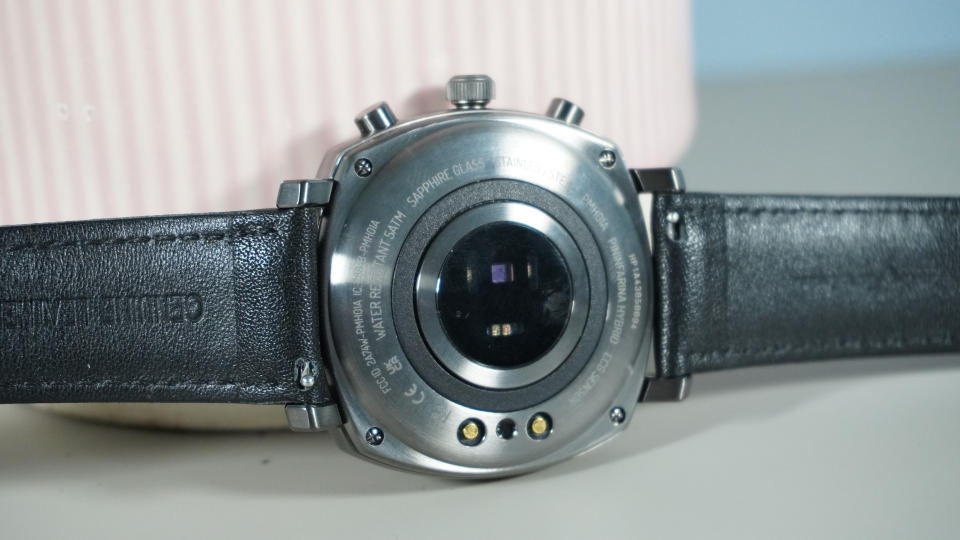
top-left (285, 403), bottom-right (344, 432)
top-left (639, 375), bottom-right (690, 402)
top-left (634, 166), bottom-right (687, 404)
top-left (630, 167), bottom-right (685, 193)
top-left (276, 179), bottom-right (335, 208)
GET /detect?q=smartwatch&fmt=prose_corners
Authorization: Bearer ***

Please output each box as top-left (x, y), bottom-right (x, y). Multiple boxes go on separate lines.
top-left (2, 75), bottom-right (958, 478)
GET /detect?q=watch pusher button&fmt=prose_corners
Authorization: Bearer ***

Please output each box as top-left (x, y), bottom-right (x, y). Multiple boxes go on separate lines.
top-left (446, 74), bottom-right (495, 109)
top-left (546, 98), bottom-right (584, 125)
top-left (355, 102), bottom-right (398, 136)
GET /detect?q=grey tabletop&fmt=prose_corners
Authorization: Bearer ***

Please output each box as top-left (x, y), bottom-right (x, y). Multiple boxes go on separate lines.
top-left (2, 61), bottom-right (958, 540)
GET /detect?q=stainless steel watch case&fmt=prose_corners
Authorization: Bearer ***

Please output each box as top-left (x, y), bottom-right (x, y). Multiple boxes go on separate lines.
top-left (281, 77), bottom-right (682, 477)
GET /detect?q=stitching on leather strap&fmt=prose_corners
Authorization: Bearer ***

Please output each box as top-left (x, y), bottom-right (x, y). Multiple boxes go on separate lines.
top-left (727, 208), bottom-right (960, 216)
top-left (682, 333), bottom-right (955, 362)
top-left (1, 226), bottom-right (279, 253)
top-left (0, 381), bottom-right (287, 390)
top-left (665, 199), bottom-right (960, 217)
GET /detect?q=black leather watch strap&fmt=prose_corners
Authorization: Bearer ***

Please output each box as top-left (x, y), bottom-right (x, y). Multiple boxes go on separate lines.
top-left (0, 208), bottom-right (333, 405)
top-left (653, 193), bottom-right (960, 378)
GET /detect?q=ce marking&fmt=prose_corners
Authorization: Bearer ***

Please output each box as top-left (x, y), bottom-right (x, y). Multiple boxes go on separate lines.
top-left (404, 383), bottom-right (425, 405)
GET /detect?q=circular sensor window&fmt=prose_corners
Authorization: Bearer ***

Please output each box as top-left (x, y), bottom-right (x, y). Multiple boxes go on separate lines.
top-left (436, 222), bottom-right (572, 369)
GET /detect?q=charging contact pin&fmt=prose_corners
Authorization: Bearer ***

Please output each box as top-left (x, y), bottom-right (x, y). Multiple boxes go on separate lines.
top-left (458, 419), bottom-right (485, 446)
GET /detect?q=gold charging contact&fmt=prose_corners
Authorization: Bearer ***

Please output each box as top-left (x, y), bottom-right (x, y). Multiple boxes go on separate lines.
top-left (457, 418), bottom-right (485, 446)
top-left (527, 413), bottom-right (552, 440)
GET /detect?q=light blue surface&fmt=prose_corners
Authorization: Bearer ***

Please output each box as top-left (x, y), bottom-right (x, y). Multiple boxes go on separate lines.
top-left (693, 0), bottom-right (960, 80)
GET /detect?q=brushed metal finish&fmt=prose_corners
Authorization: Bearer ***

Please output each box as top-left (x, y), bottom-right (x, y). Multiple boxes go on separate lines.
top-left (316, 103), bottom-right (653, 477)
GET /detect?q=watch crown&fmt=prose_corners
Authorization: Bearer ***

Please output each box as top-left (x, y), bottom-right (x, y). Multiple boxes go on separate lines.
top-left (446, 74), bottom-right (495, 109)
